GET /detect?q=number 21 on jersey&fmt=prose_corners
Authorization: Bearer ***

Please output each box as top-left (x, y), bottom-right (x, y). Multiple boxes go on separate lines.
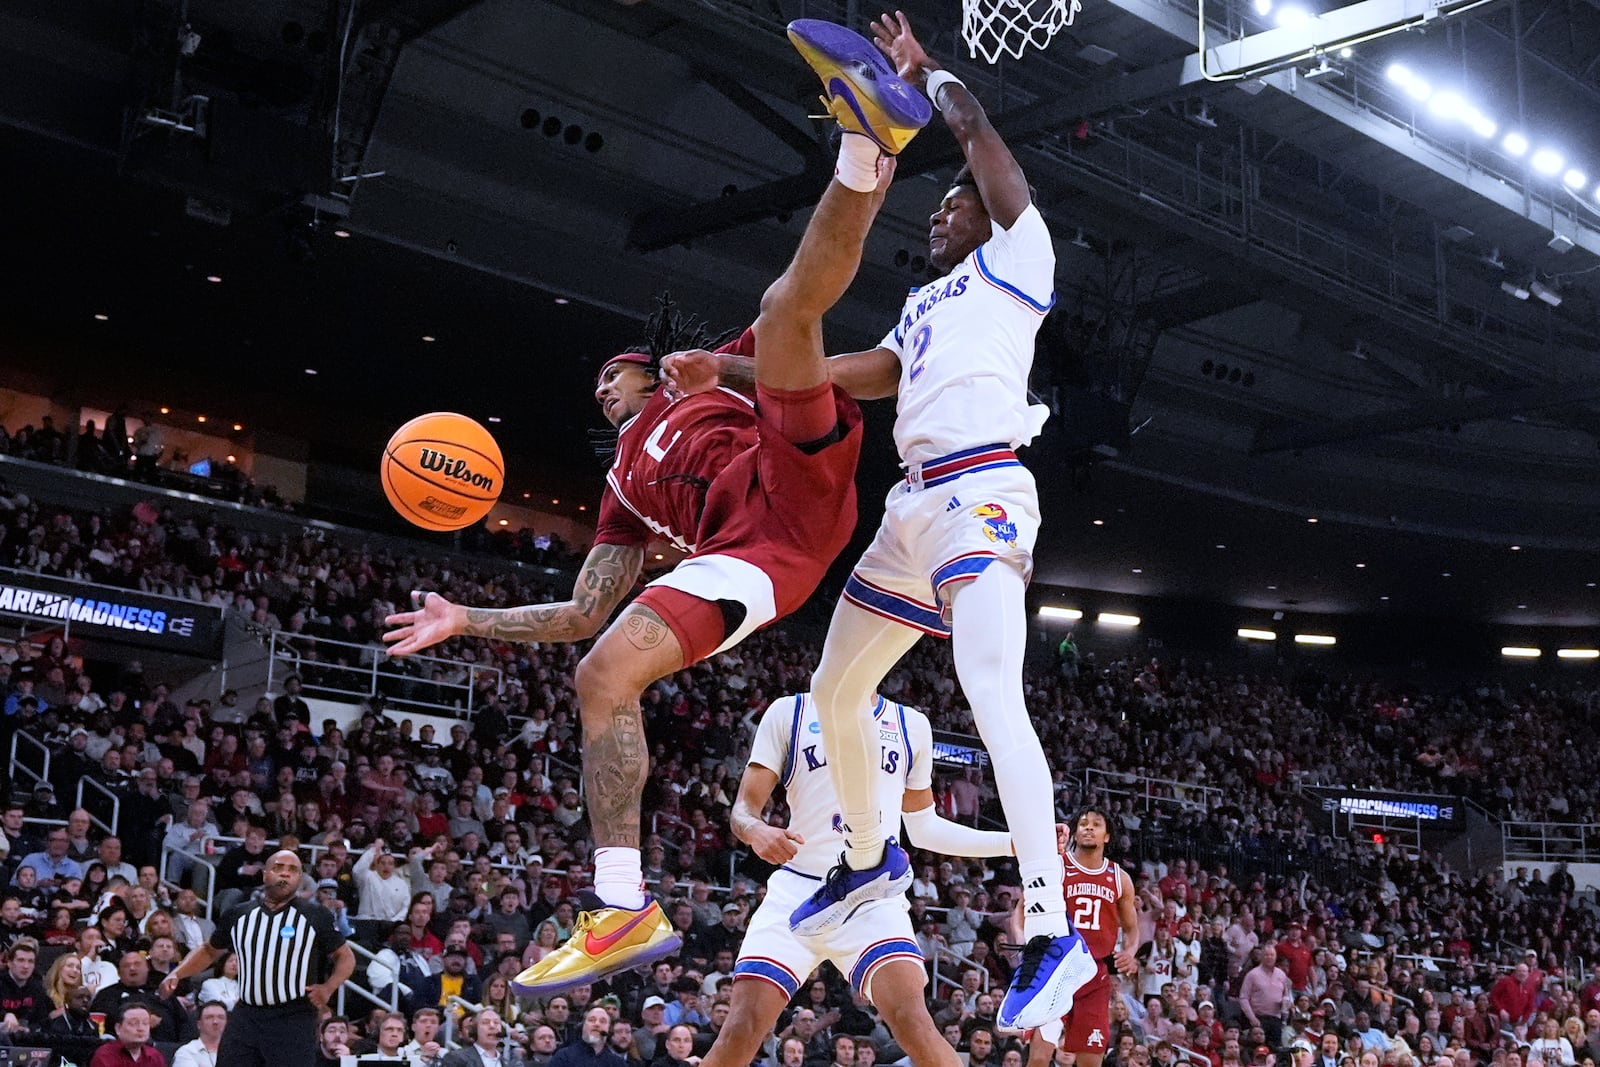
top-left (1074, 897), bottom-right (1103, 930)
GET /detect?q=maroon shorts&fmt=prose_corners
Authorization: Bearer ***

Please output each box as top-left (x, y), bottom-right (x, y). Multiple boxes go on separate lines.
top-left (1060, 969), bottom-right (1114, 1055)
top-left (635, 385), bottom-right (863, 665)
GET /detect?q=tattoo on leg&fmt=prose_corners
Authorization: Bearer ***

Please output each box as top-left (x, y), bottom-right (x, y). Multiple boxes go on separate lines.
top-left (622, 609), bottom-right (669, 651)
top-left (585, 701), bottom-right (647, 847)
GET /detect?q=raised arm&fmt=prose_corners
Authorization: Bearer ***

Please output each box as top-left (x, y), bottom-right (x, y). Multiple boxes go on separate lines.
top-left (383, 542), bottom-right (644, 655)
top-left (872, 11), bottom-right (1032, 229)
top-left (663, 347), bottom-right (900, 402)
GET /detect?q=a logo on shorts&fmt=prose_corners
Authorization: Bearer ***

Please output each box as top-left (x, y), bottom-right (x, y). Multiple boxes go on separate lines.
top-left (831, 813), bottom-right (846, 835)
top-left (972, 503), bottom-right (1018, 545)
top-left (1088, 1030), bottom-right (1106, 1048)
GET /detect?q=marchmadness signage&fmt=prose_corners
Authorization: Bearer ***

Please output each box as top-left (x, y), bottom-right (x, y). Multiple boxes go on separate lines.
top-left (932, 730), bottom-right (990, 770)
top-left (1308, 787), bottom-right (1464, 829)
top-left (0, 570), bottom-right (225, 657)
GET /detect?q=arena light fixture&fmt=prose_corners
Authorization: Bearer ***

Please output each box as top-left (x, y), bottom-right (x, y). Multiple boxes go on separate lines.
top-left (225, 454), bottom-right (236, 463)
top-left (1465, 109), bottom-right (1496, 138)
top-left (1558, 648), bottom-right (1600, 659)
top-left (159, 407), bottom-right (170, 414)
top-left (1531, 149), bottom-right (1564, 176)
top-left (1253, 0), bottom-right (1272, 14)
top-left (487, 416), bottom-right (503, 424)
top-left (554, 298), bottom-right (571, 305)
top-left (1500, 646), bottom-right (1542, 658)
top-left (93, 313), bottom-right (108, 321)
top-left (196, 415), bottom-right (207, 423)
top-left (1092, 518), bottom-right (1105, 525)
top-left (1503, 132), bottom-right (1529, 156)
top-left (205, 275), bottom-right (222, 284)
top-left (1530, 280), bottom-right (1562, 307)
top-left (1294, 633), bottom-right (1337, 646)
top-left (304, 368), bottom-right (318, 375)
top-left (1427, 92), bottom-right (1464, 120)
top-left (1275, 6), bottom-right (1309, 27)
top-left (1563, 169), bottom-right (1587, 191)
top-left (1501, 280), bottom-right (1531, 300)
top-left (421, 335), bottom-right (436, 343)
top-left (1038, 606), bottom-right (1084, 620)
top-left (497, 519), bottom-right (509, 527)
top-left (1098, 612), bottom-right (1141, 627)
top-left (333, 229), bottom-right (351, 238)
top-left (1237, 628), bottom-right (1277, 641)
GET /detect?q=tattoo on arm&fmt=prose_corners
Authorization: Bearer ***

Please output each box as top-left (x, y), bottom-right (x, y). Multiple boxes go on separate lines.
top-left (460, 544), bottom-right (642, 643)
top-left (718, 355), bottom-right (757, 396)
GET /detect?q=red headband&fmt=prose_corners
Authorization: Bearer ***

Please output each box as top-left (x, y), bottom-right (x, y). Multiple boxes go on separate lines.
top-left (596, 352), bottom-right (653, 385)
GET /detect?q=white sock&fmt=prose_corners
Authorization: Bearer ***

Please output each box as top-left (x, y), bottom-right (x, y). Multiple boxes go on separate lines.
top-left (950, 564), bottom-right (1070, 940)
top-left (811, 595), bottom-right (923, 870)
top-left (834, 134), bottom-right (884, 192)
top-left (593, 847), bottom-right (646, 909)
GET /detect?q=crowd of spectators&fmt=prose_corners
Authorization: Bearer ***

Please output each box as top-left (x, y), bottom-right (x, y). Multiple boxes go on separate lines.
top-left (0, 483), bottom-right (1595, 1067)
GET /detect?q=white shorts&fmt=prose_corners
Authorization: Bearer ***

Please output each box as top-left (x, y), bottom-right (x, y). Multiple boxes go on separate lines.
top-left (734, 868), bottom-right (924, 1002)
top-left (844, 450), bottom-right (1039, 637)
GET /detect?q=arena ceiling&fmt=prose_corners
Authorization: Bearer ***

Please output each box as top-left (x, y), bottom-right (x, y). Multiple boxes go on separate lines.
top-left (2, 0), bottom-right (1600, 626)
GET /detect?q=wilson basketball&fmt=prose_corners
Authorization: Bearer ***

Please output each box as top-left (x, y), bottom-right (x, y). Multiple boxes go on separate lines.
top-left (381, 412), bottom-right (505, 532)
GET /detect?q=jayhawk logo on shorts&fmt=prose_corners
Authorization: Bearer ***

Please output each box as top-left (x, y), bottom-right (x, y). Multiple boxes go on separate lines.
top-left (972, 503), bottom-right (1018, 545)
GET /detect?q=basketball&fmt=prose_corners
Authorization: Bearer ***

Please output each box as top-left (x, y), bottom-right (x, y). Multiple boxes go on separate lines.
top-left (380, 412), bottom-right (505, 532)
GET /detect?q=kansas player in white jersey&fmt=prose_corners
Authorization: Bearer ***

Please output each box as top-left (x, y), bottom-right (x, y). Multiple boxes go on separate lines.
top-left (665, 11), bottom-right (1093, 1027)
top-left (696, 692), bottom-right (1013, 1067)
top-left (790, 12), bottom-right (1095, 1032)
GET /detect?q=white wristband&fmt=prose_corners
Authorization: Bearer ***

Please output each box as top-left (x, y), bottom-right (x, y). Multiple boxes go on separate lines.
top-left (924, 69), bottom-right (968, 112)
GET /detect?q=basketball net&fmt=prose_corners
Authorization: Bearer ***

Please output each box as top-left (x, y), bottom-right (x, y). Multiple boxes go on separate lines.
top-left (962, 0), bottom-right (1082, 63)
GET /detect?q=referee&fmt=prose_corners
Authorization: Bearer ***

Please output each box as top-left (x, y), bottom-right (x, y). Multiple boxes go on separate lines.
top-left (163, 848), bottom-right (355, 1067)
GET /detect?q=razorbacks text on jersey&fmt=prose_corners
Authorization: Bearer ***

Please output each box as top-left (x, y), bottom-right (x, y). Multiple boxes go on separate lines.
top-left (747, 692), bottom-right (934, 879)
top-left (1062, 853), bottom-right (1124, 967)
top-left (593, 329), bottom-right (761, 554)
top-left (877, 203), bottom-right (1056, 466)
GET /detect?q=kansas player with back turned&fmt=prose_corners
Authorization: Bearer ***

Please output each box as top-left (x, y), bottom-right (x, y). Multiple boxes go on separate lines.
top-left (690, 691), bottom-right (1014, 1067)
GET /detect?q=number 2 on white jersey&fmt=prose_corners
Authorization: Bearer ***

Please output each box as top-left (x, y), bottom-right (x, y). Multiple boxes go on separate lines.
top-left (907, 325), bottom-right (932, 383)
top-left (1074, 896), bottom-right (1103, 931)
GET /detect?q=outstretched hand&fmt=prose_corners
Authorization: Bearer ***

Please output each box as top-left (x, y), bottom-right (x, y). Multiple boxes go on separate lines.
top-left (661, 350), bottom-right (721, 397)
top-left (870, 11), bottom-right (937, 85)
top-left (382, 590), bottom-right (463, 657)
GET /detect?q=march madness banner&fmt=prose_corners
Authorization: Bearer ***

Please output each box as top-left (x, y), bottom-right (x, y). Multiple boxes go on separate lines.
top-left (0, 569), bottom-right (225, 657)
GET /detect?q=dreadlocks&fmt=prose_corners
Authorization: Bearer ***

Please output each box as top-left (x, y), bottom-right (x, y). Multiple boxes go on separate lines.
top-left (589, 293), bottom-right (738, 462)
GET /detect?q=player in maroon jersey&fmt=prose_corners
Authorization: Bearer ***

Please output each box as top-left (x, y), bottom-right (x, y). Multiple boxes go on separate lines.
top-left (383, 70), bottom-right (914, 991)
top-left (1026, 806), bottom-right (1141, 1067)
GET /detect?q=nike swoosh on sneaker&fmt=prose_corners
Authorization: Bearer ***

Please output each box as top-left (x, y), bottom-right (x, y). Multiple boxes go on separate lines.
top-left (583, 910), bottom-right (655, 955)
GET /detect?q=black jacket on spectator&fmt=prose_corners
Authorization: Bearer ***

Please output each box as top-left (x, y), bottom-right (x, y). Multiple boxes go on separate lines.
top-left (0, 970), bottom-right (50, 1033)
top-left (88, 986), bottom-right (190, 1042)
top-left (550, 1046), bottom-right (626, 1067)
top-left (215, 842), bottom-right (271, 893)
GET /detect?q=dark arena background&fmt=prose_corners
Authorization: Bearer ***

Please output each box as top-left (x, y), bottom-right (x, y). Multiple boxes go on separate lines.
top-left (1, 0), bottom-right (1599, 1065)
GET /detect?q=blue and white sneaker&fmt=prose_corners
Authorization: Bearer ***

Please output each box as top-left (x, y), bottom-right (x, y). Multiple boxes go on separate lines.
top-left (995, 930), bottom-right (1099, 1030)
top-left (787, 19), bottom-right (932, 155)
top-left (788, 837), bottom-right (913, 936)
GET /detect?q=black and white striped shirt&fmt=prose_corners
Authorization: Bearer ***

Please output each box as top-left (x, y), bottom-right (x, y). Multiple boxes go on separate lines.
top-left (210, 897), bottom-right (344, 1008)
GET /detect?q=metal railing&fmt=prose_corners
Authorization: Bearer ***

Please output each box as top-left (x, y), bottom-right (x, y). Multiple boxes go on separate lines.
top-left (929, 945), bottom-right (994, 1001)
top-left (160, 841), bottom-right (218, 919)
top-left (76, 777), bottom-right (120, 839)
top-left (1081, 767), bottom-right (1223, 814)
top-left (340, 939), bottom-right (403, 1018)
top-left (9, 731), bottom-right (49, 793)
top-left (1502, 820), bottom-right (1600, 864)
top-left (265, 631), bottom-right (503, 719)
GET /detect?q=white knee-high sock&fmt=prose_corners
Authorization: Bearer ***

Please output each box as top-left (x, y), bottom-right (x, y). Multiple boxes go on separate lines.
top-left (810, 597), bottom-right (923, 869)
top-left (949, 563), bottom-right (1068, 938)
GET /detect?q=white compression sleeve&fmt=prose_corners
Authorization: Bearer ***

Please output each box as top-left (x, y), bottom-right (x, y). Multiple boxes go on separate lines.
top-left (949, 562), bottom-right (1068, 936)
top-left (810, 597), bottom-right (923, 869)
top-left (901, 804), bottom-right (1013, 857)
